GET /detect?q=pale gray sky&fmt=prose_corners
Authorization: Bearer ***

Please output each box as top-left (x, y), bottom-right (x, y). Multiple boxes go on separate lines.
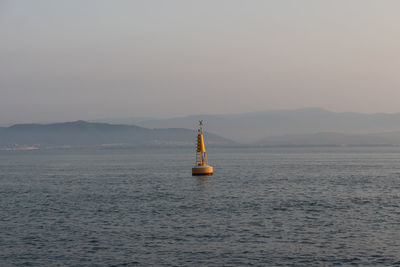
top-left (1, 0), bottom-right (400, 124)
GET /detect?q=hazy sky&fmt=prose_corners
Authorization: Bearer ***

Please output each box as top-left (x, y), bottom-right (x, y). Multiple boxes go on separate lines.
top-left (1, 0), bottom-right (400, 124)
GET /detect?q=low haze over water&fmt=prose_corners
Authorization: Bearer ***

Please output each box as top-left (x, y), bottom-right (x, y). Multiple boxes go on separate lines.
top-left (1, 147), bottom-right (400, 266)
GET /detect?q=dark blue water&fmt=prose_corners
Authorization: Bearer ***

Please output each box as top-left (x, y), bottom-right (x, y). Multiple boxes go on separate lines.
top-left (1, 147), bottom-right (400, 266)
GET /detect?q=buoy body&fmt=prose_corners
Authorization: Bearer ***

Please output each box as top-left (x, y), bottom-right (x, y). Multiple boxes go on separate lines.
top-left (192, 165), bottom-right (213, 176)
top-left (192, 120), bottom-right (213, 176)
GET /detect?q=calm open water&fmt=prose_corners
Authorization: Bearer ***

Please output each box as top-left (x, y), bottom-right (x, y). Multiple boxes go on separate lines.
top-left (1, 146), bottom-right (400, 266)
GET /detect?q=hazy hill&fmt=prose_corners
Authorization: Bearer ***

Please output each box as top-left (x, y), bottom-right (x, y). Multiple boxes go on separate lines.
top-left (255, 132), bottom-right (385, 146)
top-left (131, 108), bottom-right (400, 143)
top-left (0, 121), bottom-right (233, 148)
top-left (7, 109), bottom-right (400, 148)
top-left (91, 117), bottom-right (156, 125)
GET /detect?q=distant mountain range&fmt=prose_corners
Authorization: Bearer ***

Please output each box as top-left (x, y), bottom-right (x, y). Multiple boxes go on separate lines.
top-left (0, 121), bottom-right (233, 149)
top-left (5, 108), bottom-right (400, 149)
top-left (115, 107), bottom-right (400, 143)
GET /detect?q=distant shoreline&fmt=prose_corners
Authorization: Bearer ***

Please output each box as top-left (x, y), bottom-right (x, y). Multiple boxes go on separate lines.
top-left (1, 143), bottom-right (399, 152)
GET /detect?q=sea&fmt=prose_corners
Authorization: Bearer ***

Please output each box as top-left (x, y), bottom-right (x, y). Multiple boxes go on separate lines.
top-left (1, 146), bottom-right (400, 266)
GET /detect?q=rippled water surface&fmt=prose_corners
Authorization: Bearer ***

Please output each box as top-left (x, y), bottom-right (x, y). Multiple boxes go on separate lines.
top-left (1, 147), bottom-right (400, 266)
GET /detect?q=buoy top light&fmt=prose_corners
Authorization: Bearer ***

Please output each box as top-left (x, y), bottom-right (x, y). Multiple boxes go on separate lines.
top-left (192, 120), bottom-right (213, 176)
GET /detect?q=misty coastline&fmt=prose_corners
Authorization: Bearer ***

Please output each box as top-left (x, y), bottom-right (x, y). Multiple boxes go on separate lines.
top-left (5, 108), bottom-right (400, 150)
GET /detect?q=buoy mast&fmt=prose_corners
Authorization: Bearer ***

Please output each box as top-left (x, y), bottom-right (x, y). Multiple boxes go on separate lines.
top-left (196, 120), bottom-right (208, 166)
top-left (192, 120), bottom-right (213, 176)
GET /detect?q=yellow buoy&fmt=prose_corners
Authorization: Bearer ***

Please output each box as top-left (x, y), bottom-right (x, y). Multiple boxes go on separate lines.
top-left (192, 120), bottom-right (213, 176)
